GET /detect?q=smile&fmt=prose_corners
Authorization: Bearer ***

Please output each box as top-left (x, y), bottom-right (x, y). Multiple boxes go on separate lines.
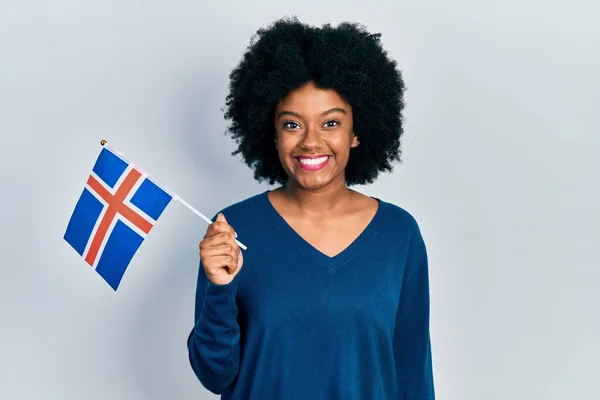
top-left (296, 155), bottom-right (331, 171)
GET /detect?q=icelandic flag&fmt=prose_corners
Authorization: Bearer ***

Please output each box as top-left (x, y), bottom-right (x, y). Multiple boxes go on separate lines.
top-left (64, 146), bottom-right (173, 290)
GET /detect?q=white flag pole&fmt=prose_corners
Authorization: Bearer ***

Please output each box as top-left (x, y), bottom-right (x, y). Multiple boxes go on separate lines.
top-left (99, 140), bottom-right (248, 251)
top-left (174, 195), bottom-right (247, 251)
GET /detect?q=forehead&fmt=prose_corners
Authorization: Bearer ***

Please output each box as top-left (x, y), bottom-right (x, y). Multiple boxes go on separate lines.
top-left (276, 81), bottom-right (350, 113)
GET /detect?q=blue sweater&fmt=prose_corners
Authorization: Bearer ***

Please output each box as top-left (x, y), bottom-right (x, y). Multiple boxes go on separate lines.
top-left (187, 191), bottom-right (435, 399)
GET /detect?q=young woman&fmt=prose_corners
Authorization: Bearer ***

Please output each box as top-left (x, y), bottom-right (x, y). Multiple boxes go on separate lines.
top-left (187, 17), bottom-right (435, 400)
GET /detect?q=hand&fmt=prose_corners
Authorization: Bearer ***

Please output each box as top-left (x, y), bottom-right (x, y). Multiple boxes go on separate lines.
top-left (199, 213), bottom-right (244, 285)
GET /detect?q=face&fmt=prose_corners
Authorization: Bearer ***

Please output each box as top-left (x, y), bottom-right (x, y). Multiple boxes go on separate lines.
top-left (274, 81), bottom-right (359, 191)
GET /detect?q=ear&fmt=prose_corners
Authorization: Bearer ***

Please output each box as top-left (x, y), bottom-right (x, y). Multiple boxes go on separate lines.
top-left (351, 133), bottom-right (359, 148)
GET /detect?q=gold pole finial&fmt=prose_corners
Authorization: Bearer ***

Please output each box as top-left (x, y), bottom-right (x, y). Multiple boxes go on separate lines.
top-left (100, 139), bottom-right (107, 146)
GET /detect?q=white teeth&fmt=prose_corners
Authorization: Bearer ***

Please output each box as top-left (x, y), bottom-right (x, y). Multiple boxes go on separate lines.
top-left (299, 156), bottom-right (328, 165)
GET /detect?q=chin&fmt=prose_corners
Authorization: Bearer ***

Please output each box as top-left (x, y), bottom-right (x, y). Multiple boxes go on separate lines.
top-left (297, 180), bottom-right (328, 190)
top-left (290, 172), bottom-right (336, 191)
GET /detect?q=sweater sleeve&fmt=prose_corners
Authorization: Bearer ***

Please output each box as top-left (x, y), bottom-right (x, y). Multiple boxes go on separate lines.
top-left (394, 225), bottom-right (435, 399)
top-left (187, 259), bottom-right (241, 394)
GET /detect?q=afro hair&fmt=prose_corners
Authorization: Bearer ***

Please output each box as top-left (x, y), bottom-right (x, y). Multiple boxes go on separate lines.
top-left (223, 17), bottom-right (406, 186)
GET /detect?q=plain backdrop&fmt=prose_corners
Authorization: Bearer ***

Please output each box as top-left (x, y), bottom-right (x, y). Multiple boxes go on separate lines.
top-left (1, 1), bottom-right (598, 399)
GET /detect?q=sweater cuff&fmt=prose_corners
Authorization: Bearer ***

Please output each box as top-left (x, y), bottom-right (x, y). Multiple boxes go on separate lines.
top-left (205, 275), bottom-right (240, 293)
top-left (202, 275), bottom-right (239, 317)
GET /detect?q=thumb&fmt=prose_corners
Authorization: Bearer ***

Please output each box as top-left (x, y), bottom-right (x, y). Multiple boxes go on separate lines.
top-left (216, 213), bottom-right (237, 238)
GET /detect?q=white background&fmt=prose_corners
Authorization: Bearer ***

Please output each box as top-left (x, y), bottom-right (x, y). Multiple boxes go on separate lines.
top-left (1, 1), bottom-right (599, 399)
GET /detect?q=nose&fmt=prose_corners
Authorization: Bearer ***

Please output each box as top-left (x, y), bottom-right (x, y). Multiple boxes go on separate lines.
top-left (300, 125), bottom-right (322, 150)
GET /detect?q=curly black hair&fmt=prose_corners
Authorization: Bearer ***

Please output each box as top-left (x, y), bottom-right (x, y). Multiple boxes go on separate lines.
top-left (223, 17), bottom-right (405, 186)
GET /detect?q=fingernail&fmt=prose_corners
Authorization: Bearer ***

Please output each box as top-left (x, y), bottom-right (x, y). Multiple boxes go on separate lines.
top-left (234, 231), bottom-right (238, 238)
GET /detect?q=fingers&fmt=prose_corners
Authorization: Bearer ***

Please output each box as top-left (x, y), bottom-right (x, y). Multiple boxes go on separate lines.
top-left (200, 232), bottom-right (239, 251)
top-left (202, 243), bottom-right (240, 274)
top-left (205, 213), bottom-right (237, 239)
top-left (199, 213), bottom-right (243, 277)
top-left (203, 254), bottom-right (238, 275)
top-left (201, 242), bottom-right (239, 258)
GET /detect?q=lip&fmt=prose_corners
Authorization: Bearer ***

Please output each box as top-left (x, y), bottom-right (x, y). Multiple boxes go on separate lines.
top-left (294, 155), bottom-right (331, 171)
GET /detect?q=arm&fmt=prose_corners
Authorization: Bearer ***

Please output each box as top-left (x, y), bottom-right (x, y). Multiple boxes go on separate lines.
top-left (394, 225), bottom-right (435, 399)
top-left (187, 260), bottom-right (241, 394)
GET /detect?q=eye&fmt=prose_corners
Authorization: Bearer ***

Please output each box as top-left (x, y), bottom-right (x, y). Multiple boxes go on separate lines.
top-left (283, 121), bottom-right (300, 129)
top-left (323, 120), bottom-right (339, 128)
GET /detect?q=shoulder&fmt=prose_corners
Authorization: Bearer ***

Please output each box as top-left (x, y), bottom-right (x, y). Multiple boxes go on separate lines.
top-left (212, 192), bottom-right (266, 229)
top-left (374, 197), bottom-right (428, 249)
top-left (372, 201), bottom-right (430, 274)
top-left (211, 191), bottom-right (272, 237)
top-left (215, 191), bottom-right (267, 220)
top-left (376, 198), bottom-right (421, 233)
top-left (212, 190), bottom-right (275, 251)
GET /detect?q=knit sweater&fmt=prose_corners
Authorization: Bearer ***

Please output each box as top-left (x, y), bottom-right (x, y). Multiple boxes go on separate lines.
top-left (187, 190), bottom-right (435, 399)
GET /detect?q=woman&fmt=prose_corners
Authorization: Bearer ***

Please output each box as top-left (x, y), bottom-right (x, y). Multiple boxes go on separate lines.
top-left (187, 17), bottom-right (435, 400)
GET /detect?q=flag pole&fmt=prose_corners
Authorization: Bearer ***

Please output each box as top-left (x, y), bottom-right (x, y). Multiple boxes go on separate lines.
top-left (99, 140), bottom-right (247, 251)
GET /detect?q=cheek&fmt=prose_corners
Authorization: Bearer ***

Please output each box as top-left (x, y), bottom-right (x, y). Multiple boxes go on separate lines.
top-left (276, 136), bottom-right (295, 154)
top-left (331, 137), bottom-right (354, 156)
top-left (275, 137), bottom-right (295, 164)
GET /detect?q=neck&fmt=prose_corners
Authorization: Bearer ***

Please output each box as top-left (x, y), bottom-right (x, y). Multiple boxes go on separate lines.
top-left (281, 178), bottom-right (353, 215)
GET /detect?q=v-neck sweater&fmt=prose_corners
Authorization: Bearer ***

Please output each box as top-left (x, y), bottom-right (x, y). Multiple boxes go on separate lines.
top-left (187, 190), bottom-right (435, 399)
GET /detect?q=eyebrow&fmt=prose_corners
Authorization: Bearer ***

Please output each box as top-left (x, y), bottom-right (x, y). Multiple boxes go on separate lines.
top-left (277, 107), bottom-right (347, 119)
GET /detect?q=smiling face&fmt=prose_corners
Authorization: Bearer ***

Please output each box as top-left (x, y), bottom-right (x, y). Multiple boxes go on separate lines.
top-left (274, 81), bottom-right (359, 191)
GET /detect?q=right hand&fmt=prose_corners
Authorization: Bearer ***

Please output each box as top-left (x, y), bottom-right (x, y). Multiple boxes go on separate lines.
top-left (199, 213), bottom-right (244, 285)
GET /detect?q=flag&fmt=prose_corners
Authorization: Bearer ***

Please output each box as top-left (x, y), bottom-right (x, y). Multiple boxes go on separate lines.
top-left (64, 145), bottom-right (173, 290)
